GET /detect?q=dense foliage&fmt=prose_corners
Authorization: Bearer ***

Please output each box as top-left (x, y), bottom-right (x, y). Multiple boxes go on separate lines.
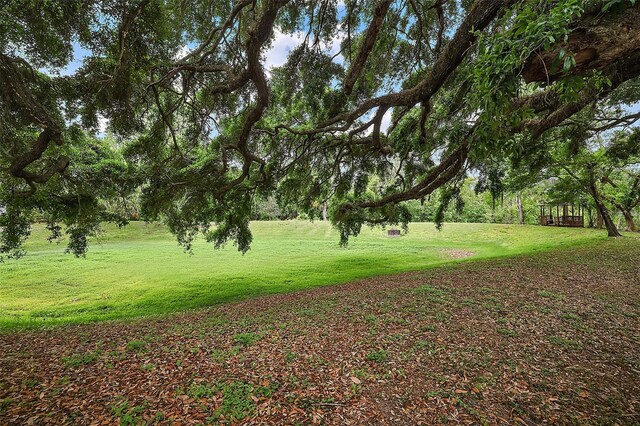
top-left (1, 0), bottom-right (640, 258)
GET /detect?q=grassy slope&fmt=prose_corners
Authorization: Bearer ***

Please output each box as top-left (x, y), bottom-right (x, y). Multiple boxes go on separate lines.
top-left (1, 235), bottom-right (638, 424)
top-left (0, 221), bottom-right (605, 329)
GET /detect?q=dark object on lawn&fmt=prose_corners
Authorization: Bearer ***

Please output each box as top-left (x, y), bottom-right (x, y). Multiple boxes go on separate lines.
top-left (388, 229), bottom-right (401, 237)
top-left (539, 202), bottom-right (584, 227)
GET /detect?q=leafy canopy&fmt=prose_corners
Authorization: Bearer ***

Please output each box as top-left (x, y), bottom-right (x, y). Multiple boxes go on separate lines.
top-left (1, 0), bottom-right (639, 258)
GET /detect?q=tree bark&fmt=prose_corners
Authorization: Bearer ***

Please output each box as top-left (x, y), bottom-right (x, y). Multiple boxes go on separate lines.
top-left (622, 209), bottom-right (637, 232)
top-left (321, 202), bottom-right (328, 221)
top-left (588, 168), bottom-right (622, 237)
top-left (594, 197), bottom-right (620, 237)
top-left (516, 195), bottom-right (524, 225)
top-left (596, 211), bottom-right (603, 229)
top-left (343, 0), bottom-right (393, 95)
top-left (604, 195), bottom-right (639, 232)
top-left (522, 2), bottom-right (640, 83)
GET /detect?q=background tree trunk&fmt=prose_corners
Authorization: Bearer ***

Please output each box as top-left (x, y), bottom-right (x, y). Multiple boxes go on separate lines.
top-left (595, 198), bottom-right (621, 237)
top-left (588, 166), bottom-right (621, 237)
top-left (321, 202), bottom-right (328, 221)
top-left (606, 198), bottom-right (639, 232)
top-left (596, 211), bottom-right (603, 229)
top-left (591, 192), bottom-right (621, 237)
top-left (622, 209), bottom-right (637, 232)
top-left (516, 195), bottom-right (524, 225)
top-left (614, 203), bottom-right (638, 232)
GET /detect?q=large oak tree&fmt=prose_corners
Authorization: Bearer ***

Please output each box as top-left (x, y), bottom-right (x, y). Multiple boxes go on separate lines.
top-left (1, 0), bottom-right (640, 257)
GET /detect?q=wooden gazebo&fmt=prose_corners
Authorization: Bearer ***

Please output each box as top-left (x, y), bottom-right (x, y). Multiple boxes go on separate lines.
top-left (539, 202), bottom-right (584, 227)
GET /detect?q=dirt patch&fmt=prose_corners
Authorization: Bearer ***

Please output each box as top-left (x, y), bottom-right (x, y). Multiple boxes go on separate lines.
top-left (441, 248), bottom-right (475, 259)
top-left (0, 239), bottom-right (639, 425)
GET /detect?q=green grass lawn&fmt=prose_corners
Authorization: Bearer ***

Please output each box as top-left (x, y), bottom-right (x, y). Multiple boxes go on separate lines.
top-left (0, 221), bottom-right (606, 330)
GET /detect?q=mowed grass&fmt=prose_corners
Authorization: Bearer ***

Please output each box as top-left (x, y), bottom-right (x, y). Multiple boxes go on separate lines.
top-left (0, 221), bottom-right (604, 330)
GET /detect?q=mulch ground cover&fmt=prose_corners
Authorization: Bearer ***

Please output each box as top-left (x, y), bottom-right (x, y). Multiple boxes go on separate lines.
top-left (1, 238), bottom-right (639, 425)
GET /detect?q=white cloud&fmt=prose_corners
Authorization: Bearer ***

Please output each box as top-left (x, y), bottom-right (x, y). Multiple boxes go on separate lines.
top-left (362, 108), bottom-right (394, 136)
top-left (380, 109), bottom-right (392, 134)
top-left (97, 115), bottom-right (109, 136)
top-left (326, 31), bottom-right (345, 65)
top-left (174, 44), bottom-right (192, 61)
top-left (263, 28), bottom-right (346, 71)
top-left (263, 29), bottom-right (305, 70)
